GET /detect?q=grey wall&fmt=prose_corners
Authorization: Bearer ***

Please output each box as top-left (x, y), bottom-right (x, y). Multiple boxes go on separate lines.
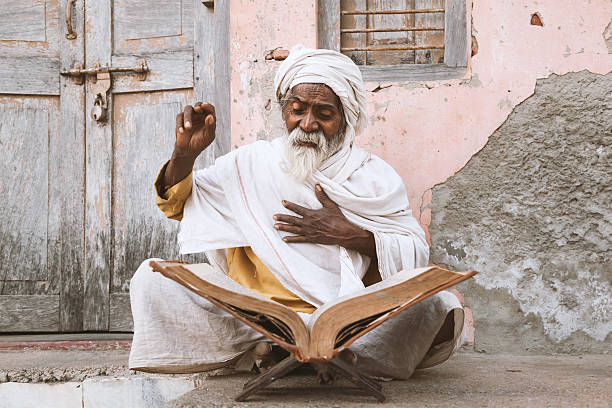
top-left (428, 71), bottom-right (611, 354)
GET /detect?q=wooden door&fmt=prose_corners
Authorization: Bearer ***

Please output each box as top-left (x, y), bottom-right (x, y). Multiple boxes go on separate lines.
top-left (0, 0), bottom-right (229, 333)
top-left (83, 0), bottom-right (230, 331)
top-left (0, 0), bottom-right (86, 332)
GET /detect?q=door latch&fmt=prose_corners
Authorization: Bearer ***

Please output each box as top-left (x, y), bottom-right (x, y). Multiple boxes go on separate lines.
top-left (61, 59), bottom-right (149, 83)
top-left (89, 64), bottom-right (111, 124)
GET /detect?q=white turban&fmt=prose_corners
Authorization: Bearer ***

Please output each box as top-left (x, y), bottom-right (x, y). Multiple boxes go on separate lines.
top-left (273, 45), bottom-right (368, 146)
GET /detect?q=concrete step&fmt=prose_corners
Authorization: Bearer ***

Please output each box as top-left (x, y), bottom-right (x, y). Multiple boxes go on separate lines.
top-left (1, 375), bottom-right (202, 408)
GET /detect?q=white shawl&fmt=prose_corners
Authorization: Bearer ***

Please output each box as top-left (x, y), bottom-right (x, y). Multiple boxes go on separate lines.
top-left (178, 46), bottom-right (429, 307)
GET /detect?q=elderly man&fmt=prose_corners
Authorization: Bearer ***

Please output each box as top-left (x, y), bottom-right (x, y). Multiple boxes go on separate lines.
top-left (129, 46), bottom-right (463, 379)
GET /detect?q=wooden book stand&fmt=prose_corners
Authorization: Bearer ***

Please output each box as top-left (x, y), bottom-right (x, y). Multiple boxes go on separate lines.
top-left (235, 354), bottom-right (386, 402)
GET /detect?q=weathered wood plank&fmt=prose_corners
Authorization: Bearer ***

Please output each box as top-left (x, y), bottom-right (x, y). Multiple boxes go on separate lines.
top-left (0, 281), bottom-right (52, 296)
top-left (108, 1), bottom-right (206, 331)
top-left (84, 0), bottom-right (112, 331)
top-left (0, 107), bottom-right (49, 282)
top-left (0, 0), bottom-right (59, 60)
top-left (194, 0), bottom-right (230, 165)
top-left (112, 0), bottom-right (193, 55)
top-left (360, 63), bottom-right (464, 82)
top-left (318, 0), bottom-right (340, 51)
top-left (0, 295), bottom-right (59, 332)
top-left (338, 0), bottom-right (368, 65)
top-left (0, 0), bottom-right (60, 60)
top-left (363, 0), bottom-right (415, 66)
top-left (109, 293), bottom-right (133, 331)
top-left (0, 56), bottom-right (60, 95)
top-left (415, 0), bottom-right (445, 64)
top-left (111, 92), bottom-right (190, 294)
top-left (54, 0), bottom-right (86, 332)
top-left (444, 0), bottom-right (468, 67)
top-left (0, 1), bottom-right (47, 42)
top-left (114, 0), bottom-right (182, 40)
top-left (111, 51), bottom-right (193, 93)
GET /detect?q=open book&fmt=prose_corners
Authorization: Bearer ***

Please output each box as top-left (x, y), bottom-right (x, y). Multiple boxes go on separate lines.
top-left (150, 260), bottom-right (477, 363)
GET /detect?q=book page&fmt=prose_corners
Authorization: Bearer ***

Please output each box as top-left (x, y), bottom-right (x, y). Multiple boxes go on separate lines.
top-left (307, 267), bottom-right (433, 330)
top-left (307, 267), bottom-right (476, 358)
top-left (151, 261), bottom-right (310, 354)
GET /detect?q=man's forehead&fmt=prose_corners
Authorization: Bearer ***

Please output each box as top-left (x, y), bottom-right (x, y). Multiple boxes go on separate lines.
top-left (290, 83), bottom-right (340, 109)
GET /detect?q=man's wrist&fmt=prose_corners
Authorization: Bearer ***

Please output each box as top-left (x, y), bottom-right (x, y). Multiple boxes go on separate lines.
top-left (170, 148), bottom-right (199, 164)
top-left (163, 152), bottom-right (197, 188)
top-left (342, 228), bottom-right (376, 258)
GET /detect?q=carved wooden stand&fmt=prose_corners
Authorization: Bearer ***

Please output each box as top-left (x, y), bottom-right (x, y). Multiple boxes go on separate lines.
top-left (235, 355), bottom-right (386, 402)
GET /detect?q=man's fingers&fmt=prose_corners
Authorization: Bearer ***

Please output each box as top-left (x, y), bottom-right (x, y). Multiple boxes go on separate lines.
top-left (282, 235), bottom-right (309, 243)
top-left (193, 102), bottom-right (216, 117)
top-left (176, 112), bottom-right (184, 133)
top-left (315, 184), bottom-right (337, 208)
top-left (183, 105), bottom-right (194, 130)
top-left (282, 200), bottom-right (310, 216)
top-left (205, 114), bottom-right (216, 135)
top-left (275, 223), bottom-right (302, 234)
top-left (273, 214), bottom-right (303, 225)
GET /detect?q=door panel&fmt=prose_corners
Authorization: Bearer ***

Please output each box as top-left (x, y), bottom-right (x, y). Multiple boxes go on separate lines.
top-left (111, 51), bottom-right (194, 93)
top-left (112, 0), bottom-right (194, 55)
top-left (0, 1), bottom-right (47, 41)
top-left (0, 0), bottom-right (60, 95)
top-left (114, 0), bottom-right (184, 41)
top-left (0, 106), bottom-right (50, 282)
top-left (111, 90), bottom-right (193, 293)
top-left (106, 0), bottom-right (231, 331)
top-left (86, 0), bottom-right (228, 331)
top-left (0, 0), bottom-right (85, 332)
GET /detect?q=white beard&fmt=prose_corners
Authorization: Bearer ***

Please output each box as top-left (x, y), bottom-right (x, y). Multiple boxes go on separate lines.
top-left (281, 127), bottom-right (344, 182)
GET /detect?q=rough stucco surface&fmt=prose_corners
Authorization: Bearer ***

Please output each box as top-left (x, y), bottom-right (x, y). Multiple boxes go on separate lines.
top-left (429, 71), bottom-right (612, 354)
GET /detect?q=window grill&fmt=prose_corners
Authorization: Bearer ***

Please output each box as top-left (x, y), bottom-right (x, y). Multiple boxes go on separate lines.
top-left (340, 1), bottom-right (446, 66)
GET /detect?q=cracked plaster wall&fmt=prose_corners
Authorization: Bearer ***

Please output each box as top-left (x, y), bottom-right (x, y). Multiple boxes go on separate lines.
top-left (429, 71), bottom-right (611, 353)
top-left (229, 1), bottom-right (612, 351)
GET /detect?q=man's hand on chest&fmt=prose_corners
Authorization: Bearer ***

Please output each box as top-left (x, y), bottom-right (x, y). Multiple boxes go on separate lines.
top-left (273, 184), bottom-right (376, 258)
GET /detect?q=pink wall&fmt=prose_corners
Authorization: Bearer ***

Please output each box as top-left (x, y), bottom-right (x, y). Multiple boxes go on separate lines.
top-left (229, 0), bottom-right (612, 240)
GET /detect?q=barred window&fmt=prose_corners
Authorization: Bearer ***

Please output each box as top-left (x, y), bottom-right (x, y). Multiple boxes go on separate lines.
top-left (319, 0), bottom-right (469, 81)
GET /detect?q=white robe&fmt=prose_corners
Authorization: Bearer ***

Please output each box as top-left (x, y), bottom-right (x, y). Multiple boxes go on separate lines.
top-left (178, 138), bottom-right (430, 306)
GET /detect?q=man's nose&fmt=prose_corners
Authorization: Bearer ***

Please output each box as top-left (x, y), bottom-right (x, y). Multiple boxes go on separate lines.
top-left (300, 112), bottom-right (319, 132)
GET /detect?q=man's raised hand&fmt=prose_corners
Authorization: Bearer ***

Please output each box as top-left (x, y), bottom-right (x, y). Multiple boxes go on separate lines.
top-left (162, 102), bottom-right (216, 189)
top-left (174, 102), bottom-right (216, 160)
